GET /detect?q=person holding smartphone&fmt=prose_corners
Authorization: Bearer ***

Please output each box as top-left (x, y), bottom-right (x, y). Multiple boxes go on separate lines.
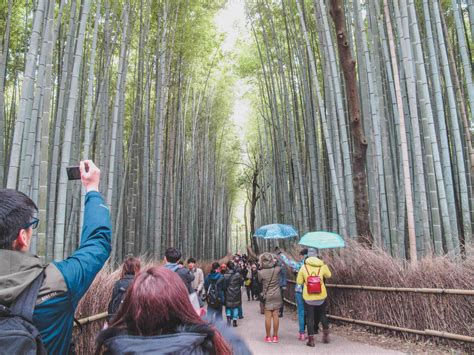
top-left (0, 160), bottom-right (112, 354)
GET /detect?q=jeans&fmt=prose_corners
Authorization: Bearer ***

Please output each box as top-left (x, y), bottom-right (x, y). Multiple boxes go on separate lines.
top-left (305, 301), bottom-right (329, 336)
top-left (238, 305), bottom-right (243, 318)
top-left (295, 291), bottom-right (305, 333)
top-left (226, 307), bottom-right (239, 320)
top-left (207, 305), bottom-right (222, 323)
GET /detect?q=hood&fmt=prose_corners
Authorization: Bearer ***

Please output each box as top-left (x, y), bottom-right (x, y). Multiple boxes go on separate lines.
top-left (0, 250), bottom-right (44, 305)
top-left (208, 272), bottom-right (222, 281)
top-left (261, 258), bottom-right (275, 269)
top-left (103, 332), bottom-right (208, 354)
top-left (98, 324), bottom-right (213, 354)
top-left (164, 263), bottom-right (180, 272)
top-left (305, 257), bottom-right (325, 267)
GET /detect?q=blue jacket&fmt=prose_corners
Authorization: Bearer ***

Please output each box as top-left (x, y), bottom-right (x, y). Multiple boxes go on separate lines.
top-left (0, 191), bottom-right (112, 354)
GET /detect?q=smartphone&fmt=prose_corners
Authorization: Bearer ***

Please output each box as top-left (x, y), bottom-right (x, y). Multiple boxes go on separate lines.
top-left (66, 166), bottom-right (81, 180)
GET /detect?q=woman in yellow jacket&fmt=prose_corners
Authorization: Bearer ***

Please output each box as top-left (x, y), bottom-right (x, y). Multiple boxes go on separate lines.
top-left (296, 253), bottom-right (331, 347)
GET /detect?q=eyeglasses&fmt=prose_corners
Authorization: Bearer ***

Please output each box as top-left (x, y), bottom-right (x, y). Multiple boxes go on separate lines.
top-left (24, 217), bottom-right (39, 230)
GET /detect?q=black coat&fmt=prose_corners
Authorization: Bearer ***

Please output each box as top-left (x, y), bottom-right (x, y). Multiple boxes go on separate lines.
top-left (107, 275), bottom-right (134, 321)
top-left (223, 270), bottom-right (243, 308)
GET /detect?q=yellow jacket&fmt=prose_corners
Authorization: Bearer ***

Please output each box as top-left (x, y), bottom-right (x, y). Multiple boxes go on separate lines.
top-left (296, 257), bottom-right (332, 301)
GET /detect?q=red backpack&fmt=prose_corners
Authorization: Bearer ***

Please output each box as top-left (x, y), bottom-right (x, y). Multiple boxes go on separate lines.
top-left (304, 265), bottom-right (322, 294)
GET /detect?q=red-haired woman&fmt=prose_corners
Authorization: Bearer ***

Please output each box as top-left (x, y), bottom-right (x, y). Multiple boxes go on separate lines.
top-left (107, 257), bottom-right (141, 322)
top-left (96, 266), bottom-right (250, 354)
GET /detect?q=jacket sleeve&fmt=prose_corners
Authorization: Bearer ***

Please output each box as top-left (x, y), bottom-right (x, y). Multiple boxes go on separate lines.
top-left (204, 275), bottom-right (209, 291)
top-left (279, 254), bottom-right (301, 273)
top-left (296, 268), bottom-right (305, 286)
top-left (54, 191), bottom-right (112, 306)
top-left (323, 265), bottom-right (332, 279)
top-left (197, 269), bottom-right (204, 293)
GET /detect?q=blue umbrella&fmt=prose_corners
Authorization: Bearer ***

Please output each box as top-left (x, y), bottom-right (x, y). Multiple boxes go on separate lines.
top-left (254, 224), bottom-right (298, 239)
top-left (298, 231), bottom-right (345, 249)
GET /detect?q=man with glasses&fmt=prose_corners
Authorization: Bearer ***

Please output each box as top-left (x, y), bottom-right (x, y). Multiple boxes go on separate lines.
top-left (0, 160), bottom-right (111, 354)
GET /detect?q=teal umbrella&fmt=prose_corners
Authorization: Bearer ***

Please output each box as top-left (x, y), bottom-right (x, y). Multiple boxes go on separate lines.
top-left (254, 224), bottom-right (298, 239)
top-left (298, 231), bottom-right (345, 249)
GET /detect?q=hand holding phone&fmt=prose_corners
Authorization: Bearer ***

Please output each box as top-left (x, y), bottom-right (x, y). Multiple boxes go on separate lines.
top-left (80, 160), bottom-right (100, 192)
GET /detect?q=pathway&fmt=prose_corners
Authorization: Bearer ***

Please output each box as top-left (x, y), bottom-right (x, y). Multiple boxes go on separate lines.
top-left (233, 299), bottom-right (405, 355)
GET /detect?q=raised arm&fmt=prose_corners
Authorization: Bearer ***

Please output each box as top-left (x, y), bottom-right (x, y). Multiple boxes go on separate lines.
top-left (54, 161), bottom-right (112, 306)
top-left (279, 253), bottom-right (302, 273)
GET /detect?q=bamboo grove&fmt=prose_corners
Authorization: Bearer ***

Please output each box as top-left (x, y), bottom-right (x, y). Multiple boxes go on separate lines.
top-left (242, 0), bottom-right (473, 259)
top-left (0, 0), bottom-right (241, 263)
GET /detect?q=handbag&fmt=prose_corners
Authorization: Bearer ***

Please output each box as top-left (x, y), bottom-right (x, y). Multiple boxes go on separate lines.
top-left (259, 267), bottom-right (275, 305)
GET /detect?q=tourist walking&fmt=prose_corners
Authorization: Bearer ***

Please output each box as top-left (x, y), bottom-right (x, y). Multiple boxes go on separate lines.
top-left (223, 261), bottom-right (243, 327)
top-left (204, 262), bottom-right (225, 322)
top-left (277, 248), bottom-right (308, 340)
top-left (258, 253), bottom-right (282, 343)
top-left (188, 257), bottom-right (204, 299)
top-left (296, 250), bottom-right (332, 347)
top-left (250, 264), bottom-right (260, 300)
top-left (96, 266), bottom-right (251, 354)
top-left (164, 247), bottom-right (194, 294)
top-left (107, 257), bottom-right (141, 323)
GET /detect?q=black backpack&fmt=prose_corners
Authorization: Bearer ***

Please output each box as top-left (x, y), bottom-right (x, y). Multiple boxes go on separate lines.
top-left (0, 271), bottom-right (46, 355)
top-left (206, 279), bottom-right (221, 309)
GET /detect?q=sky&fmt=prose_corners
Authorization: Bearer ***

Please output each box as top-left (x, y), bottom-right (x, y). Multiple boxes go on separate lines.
top-left (215, 0), bottom-right (252, 250)
top-left (214, 0), bottom-right (251, 140)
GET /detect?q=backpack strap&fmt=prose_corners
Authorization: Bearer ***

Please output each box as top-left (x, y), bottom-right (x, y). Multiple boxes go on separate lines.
top-left (10, 270), bottom-right (44, 322)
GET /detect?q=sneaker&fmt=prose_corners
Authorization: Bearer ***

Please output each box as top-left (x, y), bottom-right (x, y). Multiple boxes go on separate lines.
top-left (298, 333), bottom-right (305, 341)
top-left (264, 336), bottom-right (272, 343)
top-left (272, 336), bottom-right (279, 343)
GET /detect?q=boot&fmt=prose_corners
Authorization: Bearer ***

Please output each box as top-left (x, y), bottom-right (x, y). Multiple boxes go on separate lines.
top-left (226, 316), bottom-right (231, 327)
top-left (322, 329), bottom-right (330, 344)
top-left (232, 319), bottom-right (238, 327)
top-left (306, 335), bottom-right (315, 347)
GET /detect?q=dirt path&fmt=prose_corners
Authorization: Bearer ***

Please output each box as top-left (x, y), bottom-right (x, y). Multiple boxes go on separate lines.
top-left (233, 299), bottom-right (405, 355)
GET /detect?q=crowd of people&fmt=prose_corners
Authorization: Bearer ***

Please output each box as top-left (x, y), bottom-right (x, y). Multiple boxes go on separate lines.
top-left (0, 160), bottom-right (332, 354)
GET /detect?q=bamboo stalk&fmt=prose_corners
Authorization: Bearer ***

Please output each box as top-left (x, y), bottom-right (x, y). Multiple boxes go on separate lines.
top-left (74, 311), bottom-right (108, 326)
top-left (327, 315), bottom-right (474, 343)
top-left (286, 280), bottom-right (474, 295)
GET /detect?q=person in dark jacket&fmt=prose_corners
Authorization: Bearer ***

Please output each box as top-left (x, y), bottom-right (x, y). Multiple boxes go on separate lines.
top-left (0, 160), bottom-right (112, 354)
top-left (107, 257), bottom-right (141, 322)
top-left (223, 261), bottom-right (243, 327)
top-left (96, 266), bottom-right (251, 355)
top-left (164, 247), bottom-right (195, 294)
top-left (250, 264), bottom-right (260, 300)
top-left (204, 262), bottom-right (225, 323)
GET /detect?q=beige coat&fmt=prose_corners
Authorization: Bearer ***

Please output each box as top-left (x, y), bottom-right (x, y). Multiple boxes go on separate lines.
top-left (191, 267), bottom-right (204, 293)
top-left (258, 259), bottom-right (282, 311)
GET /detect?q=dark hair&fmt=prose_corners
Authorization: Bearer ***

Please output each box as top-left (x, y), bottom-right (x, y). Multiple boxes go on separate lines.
top-left (0, 189), bottom-right (38, 250)
top-left (121, 257), bottom-right (141, 278)
top-left (187, 257), bottom-right (196, 264)
top-left (165, 247), bottom-right (181, 263)
top-left (226, 261), bottom-right (234, 270)
top-left (299, 248), bottom-right (308, 256)
top-left (100, 267), bottom-right (231, 353)
top-left (211, 262), bottom-right (220, 271)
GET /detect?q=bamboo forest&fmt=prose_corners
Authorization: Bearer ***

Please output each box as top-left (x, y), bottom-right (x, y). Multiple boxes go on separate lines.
top-left (0, 0), bottom-right (473, 264)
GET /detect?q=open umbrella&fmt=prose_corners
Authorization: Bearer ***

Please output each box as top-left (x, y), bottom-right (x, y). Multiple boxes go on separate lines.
top-left (298, 231), bottom-right (345, 249)
top-left (254, 224), bottom-right (298, 239)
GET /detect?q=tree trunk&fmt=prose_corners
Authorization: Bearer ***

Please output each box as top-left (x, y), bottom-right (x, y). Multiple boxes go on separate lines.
top-left (329, 0), bottom-right (372, 244)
